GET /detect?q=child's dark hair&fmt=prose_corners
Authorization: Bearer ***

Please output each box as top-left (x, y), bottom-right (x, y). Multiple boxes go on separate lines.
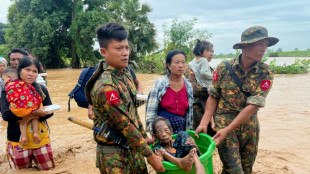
top-left (17, 56), bottom-right (43, 96)
top-left (2, 66), bottom-right (17, 78)
top-left (165, 50), bottom-right (187, 74)
top-left (151, 116), bottom-right (173, 135)
top-left (96, 22), bottom-right (128, 48)
top-left (193, 39), bottom-right (213, 57)
top-left (8, 48), bottom-right (28, 59)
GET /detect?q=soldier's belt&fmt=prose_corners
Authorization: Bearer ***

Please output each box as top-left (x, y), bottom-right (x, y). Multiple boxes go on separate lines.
top-left (97, 145), bottom-right (127, 153)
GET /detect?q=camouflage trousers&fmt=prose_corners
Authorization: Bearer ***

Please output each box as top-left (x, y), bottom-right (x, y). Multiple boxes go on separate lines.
top-left (96, 145), bottom-right (147, 174)
top-left (215, 113), bottom-right (259, 174)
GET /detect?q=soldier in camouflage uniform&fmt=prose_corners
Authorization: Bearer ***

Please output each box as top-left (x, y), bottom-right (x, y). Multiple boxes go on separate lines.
top-left (195, 26), bottom-right (279, 174)
top-left (85, 22), bottom-right (165, 174)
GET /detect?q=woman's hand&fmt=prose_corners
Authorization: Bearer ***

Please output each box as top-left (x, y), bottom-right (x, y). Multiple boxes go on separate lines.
top-left (33, 106), bottom-right (53, 117)
top-left (185, 137), bottom-right (197, 148)
top-left (154, 148), bottom-right (166, 158)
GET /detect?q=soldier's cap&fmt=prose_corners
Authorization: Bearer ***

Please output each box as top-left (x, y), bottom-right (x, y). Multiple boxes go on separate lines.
top-left (233, 26), bottom-right (279, 49)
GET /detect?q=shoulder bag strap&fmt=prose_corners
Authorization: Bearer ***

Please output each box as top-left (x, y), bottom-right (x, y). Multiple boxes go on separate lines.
top-left (223, 61), bottom-right (251, 97)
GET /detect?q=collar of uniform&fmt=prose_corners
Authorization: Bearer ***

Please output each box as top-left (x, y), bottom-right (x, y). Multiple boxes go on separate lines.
top-left (233, 54), bottom-right (260, 73)
top-left (105, 64), bottom-right (129, 77)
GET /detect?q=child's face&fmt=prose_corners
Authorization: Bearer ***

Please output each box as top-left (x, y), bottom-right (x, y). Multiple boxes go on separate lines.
top-left (100, 39), bottom-right (130, 71)
top-left (202, 47), bottom-right (214, 62)
top-left (154, 120), bottom-right (173, 144)
top-left (1, 74), bottom-right (10, 84)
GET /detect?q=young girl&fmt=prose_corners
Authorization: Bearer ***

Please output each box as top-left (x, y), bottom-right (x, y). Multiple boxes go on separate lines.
top-left (151, 116), bottom-right (205, 174)
top-left (2, 67), bottom-right (42, 146)
top-left (188, 39), bottom-right (214, 88)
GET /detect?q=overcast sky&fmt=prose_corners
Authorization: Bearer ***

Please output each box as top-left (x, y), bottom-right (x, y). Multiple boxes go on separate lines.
top-left (1, 0), bottom-right (309, 54)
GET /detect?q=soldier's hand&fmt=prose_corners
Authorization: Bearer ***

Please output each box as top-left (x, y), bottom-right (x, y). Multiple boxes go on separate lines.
top-left (147, 153), bottom-right (165, 172)
top-left (212, 128), bottom-right (229, 145)
top-left (195, 125), bottom-right (208, 138)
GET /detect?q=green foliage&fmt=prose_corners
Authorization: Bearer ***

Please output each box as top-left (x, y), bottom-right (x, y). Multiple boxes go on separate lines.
top-left (5, 0), bottom-right (157, 68)
top-left (136, 50), bottom-right (166, 74)
top-left (0, 44), bottom-right (10, 58)
top-left (163, 18), bottom-right (212, 60)
top-left (213, 49), bottom-right (240, 59)
top-left (5, 0), bottom-right (72, 68)
top-left (0, 23), bottom-right (8, 45)
top-left (267, 50), bottom-right (310, 57)
top-left (269, 52), bottom-right (279, 57)
top-left (269, 59), bottom-right (310, 74)
top-left (103, 0), bottom-right (158, 61)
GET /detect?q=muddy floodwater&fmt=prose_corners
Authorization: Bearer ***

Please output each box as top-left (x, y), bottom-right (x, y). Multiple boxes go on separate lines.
top-left (0, 69), bottom-right (310, 174)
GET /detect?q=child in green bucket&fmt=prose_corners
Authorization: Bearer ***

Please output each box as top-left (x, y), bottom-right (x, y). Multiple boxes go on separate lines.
top-left (151, 116), bottom-right (205, 174)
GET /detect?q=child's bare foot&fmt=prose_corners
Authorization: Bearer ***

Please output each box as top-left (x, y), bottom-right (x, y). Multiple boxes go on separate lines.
top-left (21, 137), bottom-right (28, 146)
top-left (33, 133), bottom-right (41, 144)
top-left (179, 148), bottom-right (196, 172)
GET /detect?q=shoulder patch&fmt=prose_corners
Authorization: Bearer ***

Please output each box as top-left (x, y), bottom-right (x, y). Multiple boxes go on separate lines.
top-left (106, 91), bottom-right (119, 105)
top-left (213, 71), bottom-right (218, 82)
top-left (260, 80), bottom-right (271, 91)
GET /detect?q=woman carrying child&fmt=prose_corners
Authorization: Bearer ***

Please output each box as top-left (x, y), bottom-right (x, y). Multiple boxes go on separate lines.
top-left (1, 57), bottom-right (55, 170)
top-left (185, 39), bottom-right (216, 136)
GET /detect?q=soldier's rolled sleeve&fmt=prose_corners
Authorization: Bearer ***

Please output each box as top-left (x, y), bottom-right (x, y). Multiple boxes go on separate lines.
top-left (208, 65), bottom-right (223, 99)
top-left (97, 86), bottom-right (153, 157)
top-left (246, 71), bottom-right (274, 107)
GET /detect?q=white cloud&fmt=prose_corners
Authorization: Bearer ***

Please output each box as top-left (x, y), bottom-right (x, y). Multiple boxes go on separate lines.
top-left (0, 0), bottom-right (12, 23)
top-left (141, 0), bottom-right (310, 54)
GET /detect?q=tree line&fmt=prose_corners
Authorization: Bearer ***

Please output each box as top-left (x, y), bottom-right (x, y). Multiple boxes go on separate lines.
top-left (0, 0), bottom-right (158, 68)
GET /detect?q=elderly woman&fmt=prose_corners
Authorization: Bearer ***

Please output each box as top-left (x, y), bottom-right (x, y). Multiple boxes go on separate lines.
top-left (146, 50), bottom-right (193, 134)
top-left (1, 56), bottom-right (55, 170)
top-left (184, 40), bottom-right (216, 136)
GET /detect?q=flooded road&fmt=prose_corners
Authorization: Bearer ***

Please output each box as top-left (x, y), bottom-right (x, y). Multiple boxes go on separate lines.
top-left (0, 69), bottom-right (310, 174)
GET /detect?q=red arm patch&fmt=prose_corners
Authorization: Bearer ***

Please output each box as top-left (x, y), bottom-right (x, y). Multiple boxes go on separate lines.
top-left (260, 80), bottom-right (271, 91)
top-left (106, 91), bottom-right (120, 105)
top-left (213, 71), bottom-right (218, 82)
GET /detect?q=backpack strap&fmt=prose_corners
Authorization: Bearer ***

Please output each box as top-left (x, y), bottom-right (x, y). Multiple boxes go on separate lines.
top-left (85, 60), bottom-right (104, 105)
top-left (223, 61), bottom-right (251, 97)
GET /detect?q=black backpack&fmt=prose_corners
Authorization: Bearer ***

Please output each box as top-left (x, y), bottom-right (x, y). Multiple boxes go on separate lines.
top-left (68, 67), bottom-right (95, 111)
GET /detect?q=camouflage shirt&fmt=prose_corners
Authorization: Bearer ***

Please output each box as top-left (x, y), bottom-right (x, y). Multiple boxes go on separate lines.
top-left (209, 54), bottom-right (274, 115)
top-left (90, 63), bottom-right (152, 157)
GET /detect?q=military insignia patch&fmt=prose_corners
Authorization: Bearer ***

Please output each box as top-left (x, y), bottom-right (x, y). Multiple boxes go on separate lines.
top-left (213, 71), bottom-right (218, 82)
top-left (260, 80), bottom-right (271, 91)
top-left (106, 91), bottom-right (119, 105)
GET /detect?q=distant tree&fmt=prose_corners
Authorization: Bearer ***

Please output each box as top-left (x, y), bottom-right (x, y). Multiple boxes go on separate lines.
top-left (0, 44), bottom-right (10, 58)
top-left (163, 18), bottom-right (212, 59)
top-left (0, 22), bottom-right (8, 44)
top-left (276, 48), bottom-right (282, 52)
top-left (294, 48), bottom-right (299, 51)
top-left (5, 0), bottom-right (157, 68)
top-left (101, 0), bottom-right (158, 62)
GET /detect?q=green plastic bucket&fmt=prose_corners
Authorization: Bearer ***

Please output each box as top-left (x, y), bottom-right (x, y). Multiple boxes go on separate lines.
top-left (150, 130), bottom-right (215, 174)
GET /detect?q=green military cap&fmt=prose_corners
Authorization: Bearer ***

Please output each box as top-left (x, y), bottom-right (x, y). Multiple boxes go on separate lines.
top-left (233, 26), bottom-right (279, 49)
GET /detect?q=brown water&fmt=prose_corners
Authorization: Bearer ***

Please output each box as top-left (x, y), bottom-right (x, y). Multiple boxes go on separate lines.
top-left (0, 69), bottom-right (309, 174)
